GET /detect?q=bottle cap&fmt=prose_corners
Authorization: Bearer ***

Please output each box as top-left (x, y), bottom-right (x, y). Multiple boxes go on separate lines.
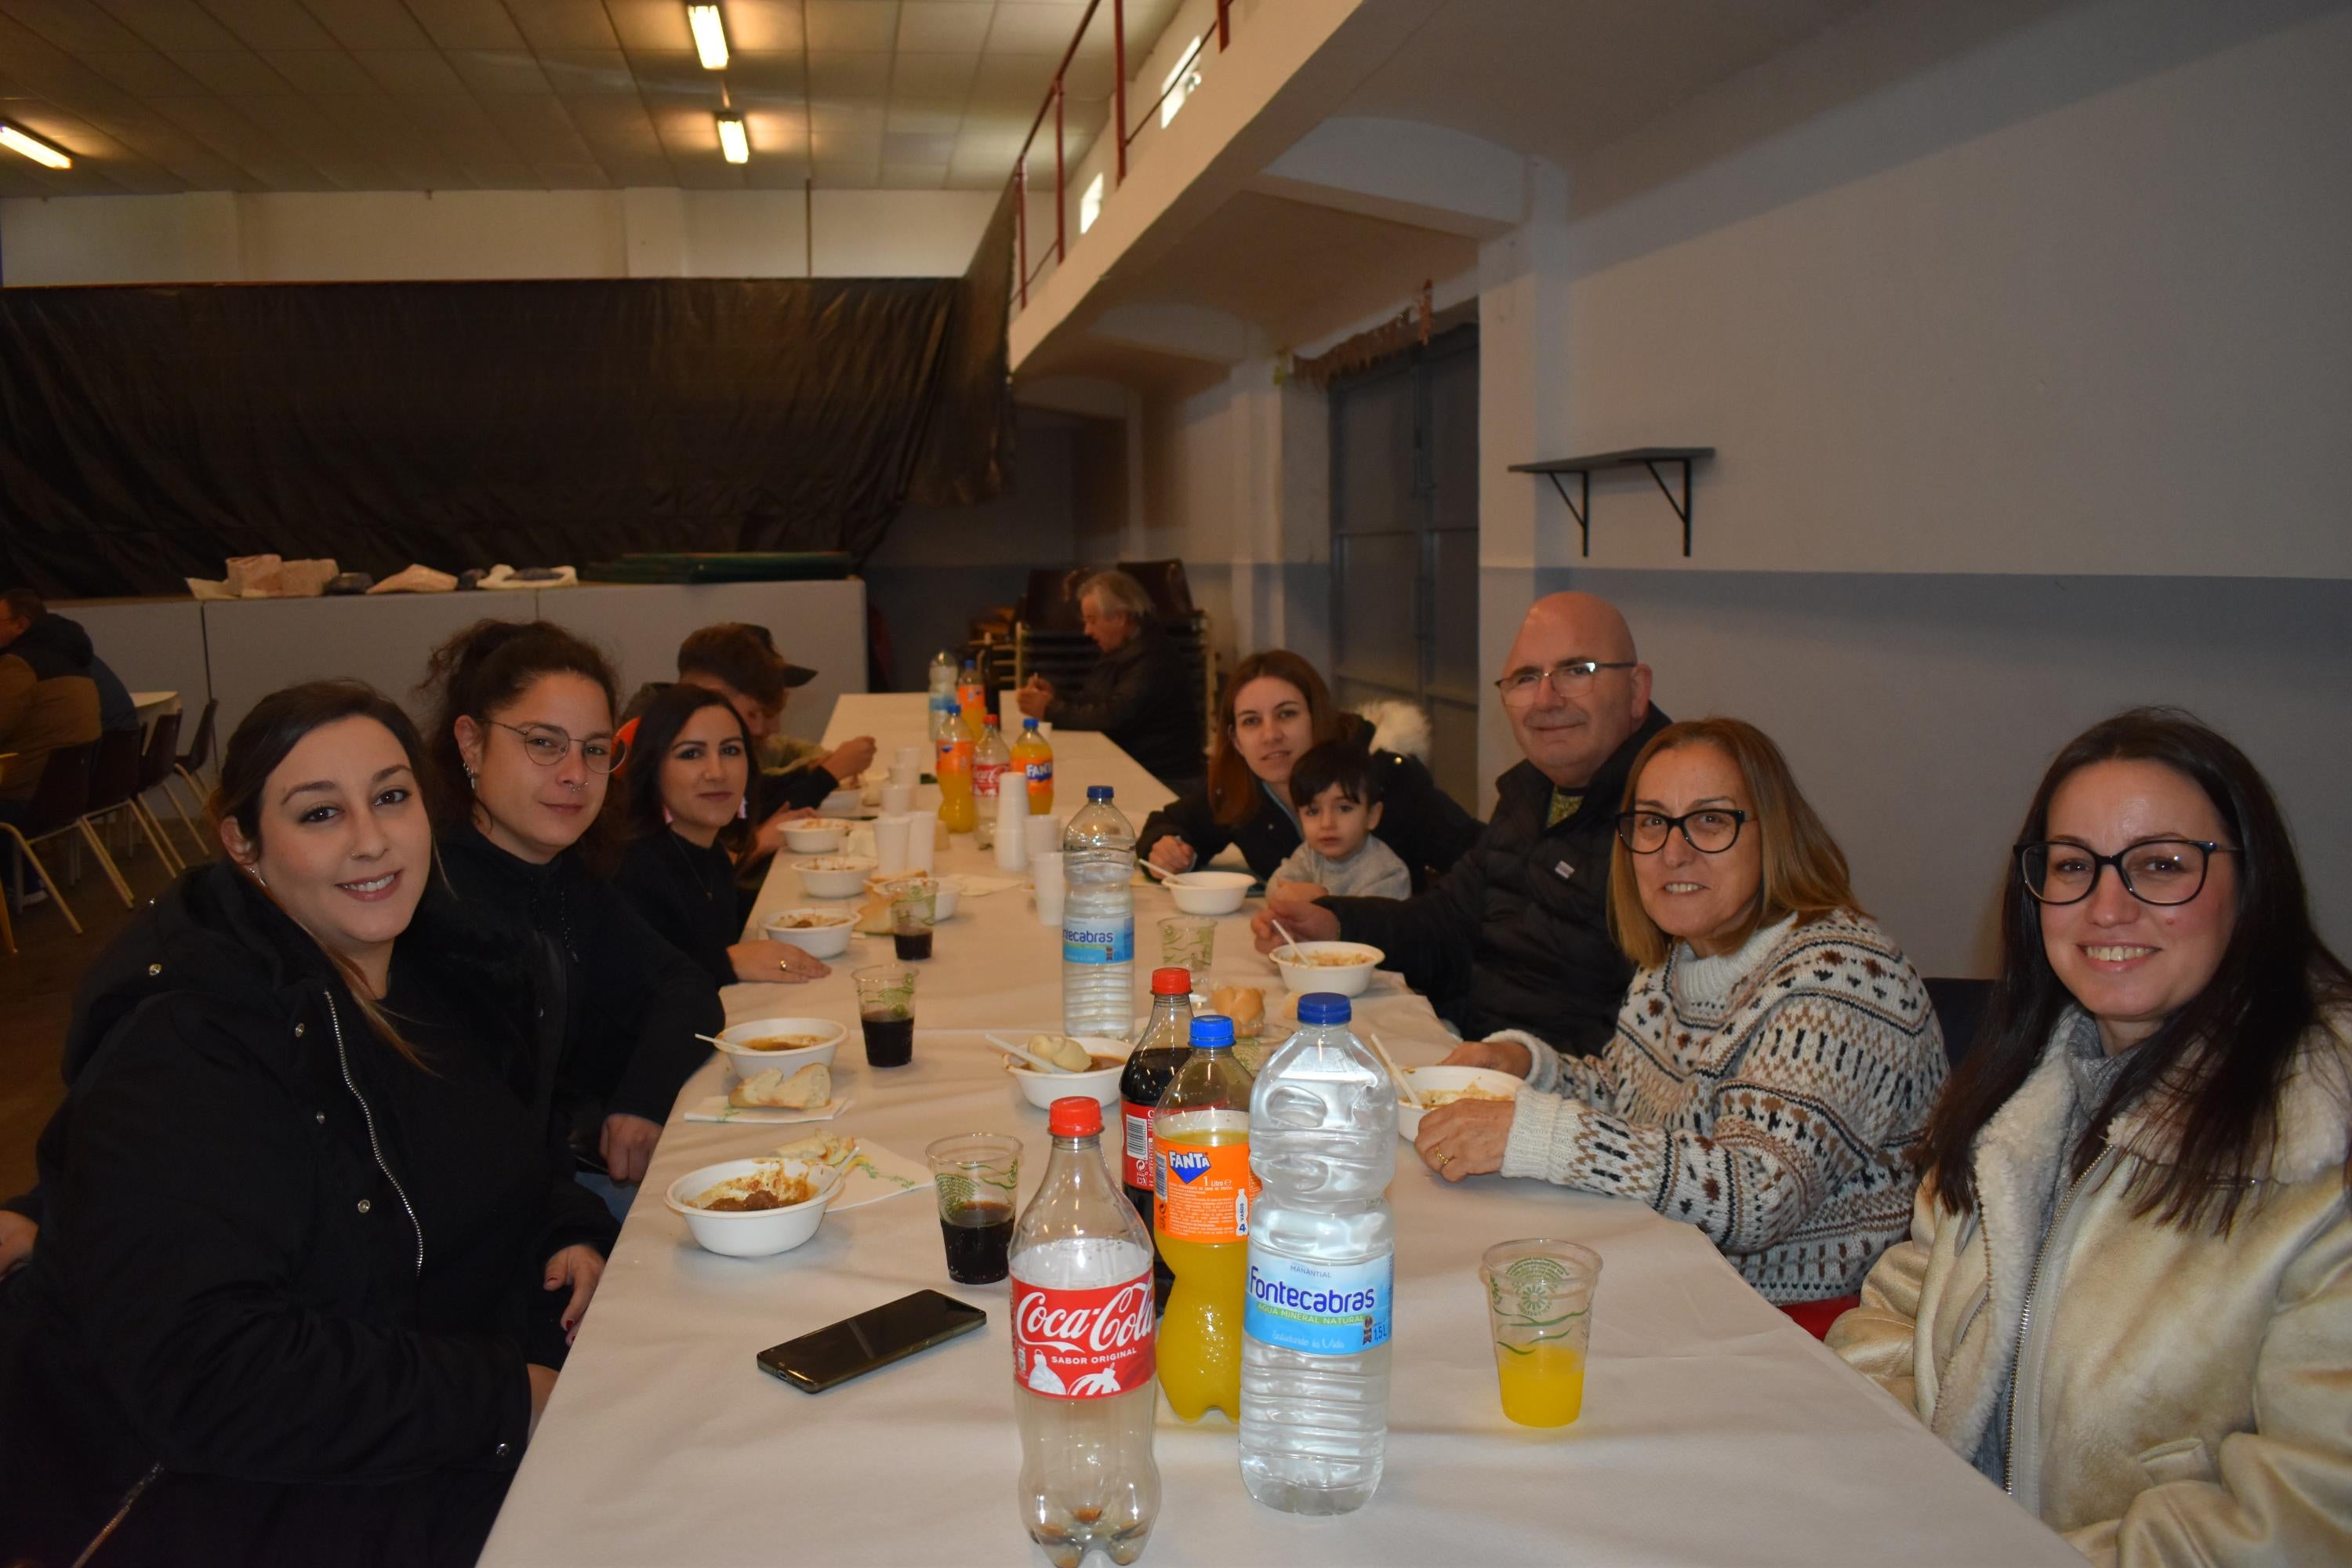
top-left (1087, 785), bottom-right (1112, 801)
top-left (1048, 1097), bottom-right (1102, 1138)
top-left (1150, 967), bottom-right (1191, 996)
top-left (1189, 1014), bottom-right (1235, 1050)
top-left (1297, 993), bottom-right (1352, 1026)
top-left (1023, 718), bottom-right (1039, 730)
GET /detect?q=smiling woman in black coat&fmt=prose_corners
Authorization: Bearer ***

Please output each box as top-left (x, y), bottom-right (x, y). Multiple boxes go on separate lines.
top-left (0, 682), bottom-right (615, 1568)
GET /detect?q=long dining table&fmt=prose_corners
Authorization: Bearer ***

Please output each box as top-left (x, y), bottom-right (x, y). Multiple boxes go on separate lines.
top-left (480, 693), bottom-right (2076, 1567)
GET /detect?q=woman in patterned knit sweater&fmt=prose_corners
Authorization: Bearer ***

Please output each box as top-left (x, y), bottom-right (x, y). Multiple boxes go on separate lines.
top-left (1414, 717), bottom-right (1947, 1305)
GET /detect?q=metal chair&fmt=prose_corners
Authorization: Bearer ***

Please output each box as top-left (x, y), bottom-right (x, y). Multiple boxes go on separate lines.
top-left (134, 711), bottom-right (205, 862)
top-left (1, 739), bottom-right (99, 955)
top-left (161, 697), bottom-right (219, 826)
top-left (74, 728), bottom-right (169, 907)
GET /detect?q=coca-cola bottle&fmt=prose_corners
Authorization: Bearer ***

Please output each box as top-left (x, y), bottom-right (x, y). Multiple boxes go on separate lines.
top-left (1011, 1096), bottom-right (1161, 1567)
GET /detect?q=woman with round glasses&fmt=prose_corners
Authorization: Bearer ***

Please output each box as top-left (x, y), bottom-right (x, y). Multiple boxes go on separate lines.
top-left (1415, 717), bottom-right (1947, 1308)
top-left (1830, 709), bottom-right (2352, 1562)
top-left (423, 620), bottom-right (722, 1212)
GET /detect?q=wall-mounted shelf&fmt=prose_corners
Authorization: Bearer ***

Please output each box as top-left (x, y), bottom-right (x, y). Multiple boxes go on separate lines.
top-left (1508, 447), bottom-right (1715, 557)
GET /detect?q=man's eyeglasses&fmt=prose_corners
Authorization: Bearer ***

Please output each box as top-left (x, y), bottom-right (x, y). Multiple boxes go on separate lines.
top-left (2014, 838), bottom-right (2238, 907)
top-left (491, 720), bottom-right (625, 775)
top-left (1616, 808), bottom-right (1749, 855)
top-left (1494, 659), bottom-right (1637, 708)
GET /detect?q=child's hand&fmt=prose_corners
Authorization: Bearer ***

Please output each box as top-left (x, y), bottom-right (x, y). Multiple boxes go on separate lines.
top-left (1147, 837), bottom-right (1196, 873)
top-left (1266, 880), bottom-right (1329, 914)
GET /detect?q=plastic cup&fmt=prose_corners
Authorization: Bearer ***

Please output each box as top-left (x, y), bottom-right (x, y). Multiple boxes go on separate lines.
top-left (891, 883), bottom-right (937, 962)
top-left (872, 812), bottom-right (912, 873)
top-left (1159, 914), bottom-right (1216, 973)
top-left (906, 807), bottom-right (938, 874)
top-left (854, 963), bottom-right (918, 1068)
top-left (1479, 1239), bottom-right (1602, 1428)
top-left (894, 744), bottom-right (924, 780)
top-left (1022, 812), bottom-right (1061, 861)
top-left (924, 1132), bottom-right (1022, 1284)
top-left (880, 782), bottom-right (915, 817)
top-left (1031, 849), bottom-right (1065, 926)
top-left (1038, 722), bottom-right (1054, 739)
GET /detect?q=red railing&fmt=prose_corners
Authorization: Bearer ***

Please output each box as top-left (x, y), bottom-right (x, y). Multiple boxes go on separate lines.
top-left (1011, 0), bottom-right (1236, 313)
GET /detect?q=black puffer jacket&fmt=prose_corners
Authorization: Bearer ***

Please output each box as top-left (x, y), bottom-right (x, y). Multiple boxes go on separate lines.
top-left (1323, 707), bottom-right (1670, 1054)
top-left (0, 865), bottom-right (615, 1567)
top-left (1136, 717), bottom-right (1481, 891)
top-left (1045, 619), bottom-right (1204, 792)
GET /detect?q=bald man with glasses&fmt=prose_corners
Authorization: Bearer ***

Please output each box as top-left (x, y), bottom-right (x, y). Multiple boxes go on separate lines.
top-left (1254, 592), bottom-right (1669, 1055)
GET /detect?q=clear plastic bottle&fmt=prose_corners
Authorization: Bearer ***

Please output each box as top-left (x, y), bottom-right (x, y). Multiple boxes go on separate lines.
top-left (1238, 992), bottom-right (1396, 1515)
top-left (974, 713), bottom-right (1011, 809)
top-left (927, 651), bottom-right (958, 739)
top-left (957, 659), bottom-right (987, 741)
top-left (1013, 1095), bottom-right (1160, 1568)
top-left (1061, 785), bottom-right (1134, 1039)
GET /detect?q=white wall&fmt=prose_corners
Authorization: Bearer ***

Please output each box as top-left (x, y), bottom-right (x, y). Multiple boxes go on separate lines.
top-left (0, 187), bottom-right (998, 285)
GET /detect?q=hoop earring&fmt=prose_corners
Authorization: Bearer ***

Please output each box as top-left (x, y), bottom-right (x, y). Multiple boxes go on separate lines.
top-left (250, 867), bottom-right (268, 891)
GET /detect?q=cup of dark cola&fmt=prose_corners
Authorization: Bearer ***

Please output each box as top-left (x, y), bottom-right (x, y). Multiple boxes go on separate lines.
top-left (924, 1132), bottom-right (1022, 1283)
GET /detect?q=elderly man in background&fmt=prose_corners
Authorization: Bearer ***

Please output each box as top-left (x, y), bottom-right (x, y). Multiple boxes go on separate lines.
top-left (1254, 591), bottom-right (1668, 1056)
top-left (1018, 568), bottom-right (1203, 793)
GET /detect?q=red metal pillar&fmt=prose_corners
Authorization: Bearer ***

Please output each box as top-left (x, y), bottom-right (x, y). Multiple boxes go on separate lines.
top-left (1216, 0), bottom-right (1229, 50)
top-left (1112, 0), bottom-right (1127, 183)
top-left (1014, 157), bottom-right (1029, 307)
top-left (1053, 78), bottom-right (1066, 262)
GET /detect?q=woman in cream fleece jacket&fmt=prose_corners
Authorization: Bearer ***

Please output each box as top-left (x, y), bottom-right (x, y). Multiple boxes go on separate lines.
top-left (1415, 718), bottom-right (1947, 1303)
top-left (1829, 709), bottom-right (2352, 1565)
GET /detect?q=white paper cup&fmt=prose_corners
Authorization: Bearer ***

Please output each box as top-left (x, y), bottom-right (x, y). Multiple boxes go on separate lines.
top-left (906, 808), bottom-right (938, 874)
top-left (994, 786), bottom-right (1029, 872)
top-left (872, 813), bottom-right (912, 874)
top-left (893, 744), bottom-right (923, 779)
top-left (1038, 722), bottom-right (1054, 739)
top-left (1031, 850), bottom-right (1065, 925)
top-left (880, 782), bottom-right (915, 816)
top-left (1023, 813), bottom-right (1061, 861)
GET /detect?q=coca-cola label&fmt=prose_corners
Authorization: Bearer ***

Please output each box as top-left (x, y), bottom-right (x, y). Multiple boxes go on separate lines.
top-left (975, 760), bottom-right (1005, 799)
top-left (1120, 1100), bottom-right (1156, 1190)
top-left (1011, 1273), bottom-right (1156, 1399)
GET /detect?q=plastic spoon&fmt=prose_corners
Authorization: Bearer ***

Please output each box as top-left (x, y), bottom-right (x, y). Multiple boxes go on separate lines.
top-left (1366, 1031), bottom-right (1425, 1109)
top-left (985, 1033), bottom-right (1080, 1074)
top-left (1269, 916), bottom-right (1302, 964)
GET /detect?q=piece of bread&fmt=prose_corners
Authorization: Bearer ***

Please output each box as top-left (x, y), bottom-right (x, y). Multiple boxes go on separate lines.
top-left (853, 895), bottom-right (893, 935)
top-left (1209, 985), bottom-right (1265, 1039)
top-left (729, 1062), bottom-right (833, 1109)
top-left (774, 1131), bottom-right (858, 1167)
top-left (1028, 1033), bottom-right (1094, 1073)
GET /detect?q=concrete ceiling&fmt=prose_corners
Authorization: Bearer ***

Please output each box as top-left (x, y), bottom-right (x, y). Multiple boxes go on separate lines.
top-left (0, 0), bottom-right (1178, 196)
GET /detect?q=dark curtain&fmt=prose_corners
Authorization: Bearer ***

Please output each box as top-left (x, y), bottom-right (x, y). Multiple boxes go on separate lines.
top-left (907, 183), bottom-right (1015, 510)
top-left (0, 267), bottom-right (1010, 597)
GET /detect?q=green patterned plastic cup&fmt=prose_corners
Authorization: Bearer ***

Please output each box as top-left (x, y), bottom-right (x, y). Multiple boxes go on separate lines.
top-left (924, 1132), bottom-right (1022, 1283)
top-left (1479, 1239), bottom-right (1602, 1428)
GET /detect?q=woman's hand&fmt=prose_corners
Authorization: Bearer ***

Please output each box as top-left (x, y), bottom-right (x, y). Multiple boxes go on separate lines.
top-left (599, 1113), bottom-right (662, 1185)
top-left (822, 736), bottom-right (877, 783)
top-left (0, 1210), bottom-right (37, 1280)
top-left (732, 940), bottom-right (829, 984)
top-left (1147, 836), bottom-right (1197, 874)
top-left (1414, 1099), bottom-right (1515, 1182)
top-left (1251, 899), bottom-right (1338, 953)
top-left (1017, 676), bottom-right (1054, 719)
top-left (1441, 1037), bottom-right (1534, 1078)
top-left (543, 1243), bottom-right (605, 1344)
top-left (750, 806), bottom-right (818, 861)
top-left (526, 1363), bottom-right (559, 1439)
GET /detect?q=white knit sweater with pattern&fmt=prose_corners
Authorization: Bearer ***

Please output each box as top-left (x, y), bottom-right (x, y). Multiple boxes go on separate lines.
top-left (1497, 909), bottom-right (1947, 1302)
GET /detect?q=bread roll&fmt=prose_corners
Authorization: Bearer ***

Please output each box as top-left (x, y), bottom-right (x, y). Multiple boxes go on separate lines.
top-left (729, 1062), bottom-right (833, 1109)
top-left (1029, 1033), bottom-right (1094, 1073)
top-left (1209, 985), bottom-right (1265, 1040)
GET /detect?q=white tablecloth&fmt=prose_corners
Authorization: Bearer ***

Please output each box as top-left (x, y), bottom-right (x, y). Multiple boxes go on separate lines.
top-left (481, 695), bottom-right (2074, 1567)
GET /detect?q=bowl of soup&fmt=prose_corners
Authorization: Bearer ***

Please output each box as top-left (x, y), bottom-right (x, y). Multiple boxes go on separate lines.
top-left (665, 1156), bottom-right (840, 1257)
top-left (781, 821), bottom-right (848, 855)
top-left (795, 855), bottom-right (878, 899)
top-left (1268, 942), bottom-right (1386, 996)
top-left (1395, 1065), bottom-right (1524, 1140)
top-left (1004, 1036), bottom-right (1130, 1111)
top-left (711, 1016), bottom-right (847, 1080)
top-left (762, 907), bottom-right (856, 958)
top-left (1167, 869), bottom-right (1252, 915)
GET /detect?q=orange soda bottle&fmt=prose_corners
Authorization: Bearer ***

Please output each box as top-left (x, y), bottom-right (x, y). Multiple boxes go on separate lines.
top-left (956, 659), bottom-right (987, 741)
top-left (1013, 718), bottom-right (1054, 815)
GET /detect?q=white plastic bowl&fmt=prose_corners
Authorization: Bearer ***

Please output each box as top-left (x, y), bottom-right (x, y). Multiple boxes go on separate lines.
top-left (795, 856), bottom-right (877, 898)
top-left (1005, 1037), bottom-right (1130, 1110)
top-left (782, 822), bottom-right (846, 855)
top-left (1269, 941), bottom-right (1385, 996)
top-left (1395, 1065), bottom-right (1525, 1140)
top-left (711, 1016), bottom-right (847, 1080)
top-left (1167, 869), bottom-right (1252, 915)
top-left (666, 1157), bottom-right (840, 1257)
top-left (761, 908), bottom-right (855, 958)
top-left (867, 873), bottom-right (960, 920)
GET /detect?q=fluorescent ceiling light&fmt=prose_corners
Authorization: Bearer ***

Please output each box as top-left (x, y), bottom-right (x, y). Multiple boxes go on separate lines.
top-left (687, 5), bottom-right (729, 71)
top-left (0, 123), bottom-right (71, 169)
top-left (716, 112), bottom-right (749, 165)
top-left (1079, 172), bottom-right (1105, 235)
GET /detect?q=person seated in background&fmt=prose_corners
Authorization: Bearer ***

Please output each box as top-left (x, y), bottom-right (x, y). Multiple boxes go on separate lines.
top-left (612, 684), bottom-right (830, 989)
top-left (0, 681), bottom-right (615, 1567)
top-left (1254, 593), bottom-right (1668, 1054)
top-left (423, 619), bottom-right (722, 1213)
top-left (1415, 717), bottom-right (1946, 1312)
top-left (0, 588), bottom-right (137, 736)
top-left (1138, 648), bottom-right (1477, 891)
top-left (1266, 737), bottom-right (1412, 902)
top-left (0, 589), bottom-right (101, 865)
top-left (1017, 569), bottom-right (1203, 793)
top-left (619, 622), bottom-right (876, 818)
top-left (1828, 709), bottom-right (2352, 1563)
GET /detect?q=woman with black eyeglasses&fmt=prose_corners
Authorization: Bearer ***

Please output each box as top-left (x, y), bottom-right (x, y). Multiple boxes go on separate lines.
top-left (423, 620), bottom-right (722, 1214)
top-left (1417, 717), bottom-right (1947, 1314)
top-left (1830, 709), bottom-right (2352, 1563)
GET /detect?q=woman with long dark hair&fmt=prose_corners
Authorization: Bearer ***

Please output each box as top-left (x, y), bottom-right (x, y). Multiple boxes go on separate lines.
top-left (0, 681), bottom-right (616, 1566)
top-left (1830, 709), bottom-right (2352, 1562)
top-left (1135, 648), bottom-right (1478, 887)
top-left (612, 684), bottom-right (829, 989)
top-left (423, 620), bottom-right (722, 1207)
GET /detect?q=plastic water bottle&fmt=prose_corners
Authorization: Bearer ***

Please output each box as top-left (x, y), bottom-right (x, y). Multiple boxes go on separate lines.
top-left (1061, 785), bottom-right (1134, 1039)
top-left (1012, 1095), bottom-right (1160, 1567)
top-left (1238, 993), bottom-right (1396, 1515)
top-left (927, 651), bottom-right (958, 737)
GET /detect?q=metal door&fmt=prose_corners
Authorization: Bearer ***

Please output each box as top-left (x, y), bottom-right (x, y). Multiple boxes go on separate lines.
top-left (1330, 325), bottom-right (1481, 808)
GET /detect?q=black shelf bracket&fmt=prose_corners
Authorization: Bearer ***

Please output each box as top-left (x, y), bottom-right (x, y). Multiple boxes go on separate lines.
top-left (1508, 447), bottom-right (1714, 557)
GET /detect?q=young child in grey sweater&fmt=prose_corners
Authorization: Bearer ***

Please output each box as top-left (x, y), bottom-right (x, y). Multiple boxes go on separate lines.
top-left (1268, 739), bottom-right (1412, 902)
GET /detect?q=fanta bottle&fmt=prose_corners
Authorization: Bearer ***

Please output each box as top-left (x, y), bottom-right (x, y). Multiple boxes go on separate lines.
top-left (956, 659), bottom-right (987, 741)
top-left (1013, 717), bottom-right (1055, 815)
top-left (1152, 1013), bottom-right (1258, 1423)
top-left (936, 731), bottom-right (977, 834)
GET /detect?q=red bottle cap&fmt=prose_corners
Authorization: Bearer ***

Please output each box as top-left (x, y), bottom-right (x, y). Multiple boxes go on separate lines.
top-left (1150, 967), bottom-right (1191, 995)
top-left (1048, 1097), bottom-right (1102, 1138)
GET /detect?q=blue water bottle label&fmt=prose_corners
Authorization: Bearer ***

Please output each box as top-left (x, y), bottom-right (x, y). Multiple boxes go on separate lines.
top-left (1244, 1250), bottom-right (1394, 1356)
top-left (1062, 915), bottom-right (1134, 964)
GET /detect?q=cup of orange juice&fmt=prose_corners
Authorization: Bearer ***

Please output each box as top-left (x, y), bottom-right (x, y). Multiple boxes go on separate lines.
top-left (1479, 1239), bottom-right (1601, 1428)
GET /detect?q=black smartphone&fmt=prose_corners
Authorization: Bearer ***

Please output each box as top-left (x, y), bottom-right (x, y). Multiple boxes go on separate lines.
top-left (757, 1290), bottom-right (988, 1393)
